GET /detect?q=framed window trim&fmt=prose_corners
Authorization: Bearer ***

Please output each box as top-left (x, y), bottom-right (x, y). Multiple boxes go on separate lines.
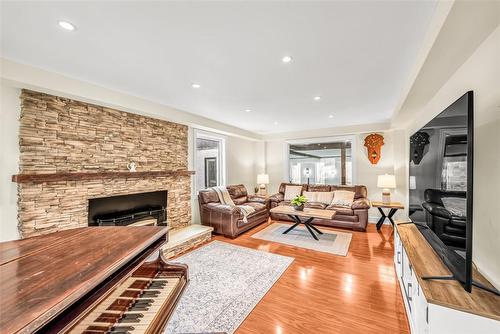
top-left (193, 129), bottom-right (227, 193)
top-left (284, 135), bottom-right (357, 185)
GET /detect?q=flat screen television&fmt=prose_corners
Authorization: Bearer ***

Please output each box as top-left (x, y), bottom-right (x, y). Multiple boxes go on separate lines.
top-left (408, 91), bottom-right (474, 292)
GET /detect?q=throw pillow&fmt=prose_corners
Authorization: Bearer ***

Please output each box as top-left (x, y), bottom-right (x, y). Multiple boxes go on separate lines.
top-left (442, 197), bottom-right (466, 217)
top-left (303, 191), bottom-right (334, 205)
top-left (284, 185), bottom-right (303, 201)
top-left (331, 190), bottom-right (355, 208)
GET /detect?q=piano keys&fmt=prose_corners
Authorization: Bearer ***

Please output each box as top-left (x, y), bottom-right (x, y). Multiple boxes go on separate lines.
top-left (0, 226), bottom-right (188, 334)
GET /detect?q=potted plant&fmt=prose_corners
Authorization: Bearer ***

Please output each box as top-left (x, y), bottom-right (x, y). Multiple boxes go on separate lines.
top-left (291, 195), bottom-right (307, 211)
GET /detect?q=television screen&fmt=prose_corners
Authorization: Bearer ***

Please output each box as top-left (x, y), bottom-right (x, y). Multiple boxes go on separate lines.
top-left (409, 91), bottom-right (473, 292)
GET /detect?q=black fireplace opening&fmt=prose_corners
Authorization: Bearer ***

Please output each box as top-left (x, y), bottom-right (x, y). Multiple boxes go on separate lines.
top-left (88, 190), bottom-right (167, 226)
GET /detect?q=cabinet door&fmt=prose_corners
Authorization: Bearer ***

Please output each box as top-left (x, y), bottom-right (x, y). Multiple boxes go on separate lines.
top-left (401, 248), bottom-right (414, 314)
top-left (394, 230), bottom-right (403, 277)
top-left (414, 282), bottom-right (429, 334)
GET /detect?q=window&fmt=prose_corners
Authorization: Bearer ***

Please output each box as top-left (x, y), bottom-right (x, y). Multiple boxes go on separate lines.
top-left (288, 138), bottom-right (354, 185)
top-left (441, 134), bottom-right (467, 191)
top-left (194, 130), bottom-right (225, 192)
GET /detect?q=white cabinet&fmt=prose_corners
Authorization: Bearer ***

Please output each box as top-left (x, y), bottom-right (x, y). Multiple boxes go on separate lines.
top-left (393, 228), bottom-right (499, 334)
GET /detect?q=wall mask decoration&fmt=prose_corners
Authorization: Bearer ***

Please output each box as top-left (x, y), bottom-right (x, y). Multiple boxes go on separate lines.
top-left (364, 133), bottom-right (384, 164)
top-left (410, 131), bottom-right (430, 165)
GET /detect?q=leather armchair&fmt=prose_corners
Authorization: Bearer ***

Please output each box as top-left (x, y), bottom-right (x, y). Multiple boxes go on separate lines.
top-left (198, 184), bottom-right (269, 238)
top-left (422, 189), bottom-right (466, 248)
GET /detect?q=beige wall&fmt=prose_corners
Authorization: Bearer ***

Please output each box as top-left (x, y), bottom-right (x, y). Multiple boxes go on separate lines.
top-left (393, 26), bottom-right (500, 288)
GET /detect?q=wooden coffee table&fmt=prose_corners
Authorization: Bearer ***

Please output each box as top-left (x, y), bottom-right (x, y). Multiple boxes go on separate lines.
top-left (270, 206), bottom-right (336, 240)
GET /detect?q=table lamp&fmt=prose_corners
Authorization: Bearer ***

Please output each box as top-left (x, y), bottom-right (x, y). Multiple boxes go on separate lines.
top-left (377, 174), bottom-right (396, 204)
top-left (257, 174), bottom-right (269, 196)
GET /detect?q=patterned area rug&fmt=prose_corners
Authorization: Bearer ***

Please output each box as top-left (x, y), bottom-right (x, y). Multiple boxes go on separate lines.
top-left (251, 223), bottom-right (352, 256)
top-left (165, 240), bottom-right (294, 334)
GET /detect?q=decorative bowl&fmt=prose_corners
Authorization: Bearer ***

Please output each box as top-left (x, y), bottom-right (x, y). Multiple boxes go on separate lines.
top-left (293, 204), bottom-right (304, 211)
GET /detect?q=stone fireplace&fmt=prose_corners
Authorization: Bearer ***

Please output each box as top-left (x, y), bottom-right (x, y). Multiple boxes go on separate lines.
top-left (15, 90), bottom-right (192, 238)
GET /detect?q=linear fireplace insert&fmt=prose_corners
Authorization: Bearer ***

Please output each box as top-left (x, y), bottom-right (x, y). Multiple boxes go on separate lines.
top-left (88, 190), bottom-right (167, 226)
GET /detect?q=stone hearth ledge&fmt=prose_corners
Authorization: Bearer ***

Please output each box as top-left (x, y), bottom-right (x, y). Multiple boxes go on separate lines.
top-left (162, 224), bottom-right (213, 259)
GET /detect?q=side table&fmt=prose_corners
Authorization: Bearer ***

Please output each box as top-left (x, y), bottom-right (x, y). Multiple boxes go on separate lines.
top-left (372, 201), bottom-right (404, 230)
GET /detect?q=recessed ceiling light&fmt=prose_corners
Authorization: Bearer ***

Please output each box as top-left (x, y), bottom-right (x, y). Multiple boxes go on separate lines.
top-left (273, 121), bottom-right (279, 125)
top-left (244, 109), bottom-right (252, 113)
top-left (328, 114), bottom-right (334, 119)
top-left (282, 56), bottom-right (292, 63)
top-left (58, 21), bottom-right (76, 31)
top-left (314, 96), bottom-right (321, 101)
top-left (191, 83), bottom-right (201, 89)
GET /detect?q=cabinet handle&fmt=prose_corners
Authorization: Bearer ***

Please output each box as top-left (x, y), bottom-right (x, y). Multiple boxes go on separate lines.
top-left (407, 282), bottom-right (412, 301)
top-left (397, 251), bottom-right (401, 264)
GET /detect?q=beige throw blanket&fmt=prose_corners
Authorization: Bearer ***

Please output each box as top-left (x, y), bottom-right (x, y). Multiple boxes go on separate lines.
top-left (213, 186), bottom-right (255, 223)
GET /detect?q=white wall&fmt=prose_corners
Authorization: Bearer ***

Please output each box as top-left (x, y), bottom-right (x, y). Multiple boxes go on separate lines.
top-left (394, 27), bottom-right (500, 288)
top-left (0, 84), bottom-right (21, 241)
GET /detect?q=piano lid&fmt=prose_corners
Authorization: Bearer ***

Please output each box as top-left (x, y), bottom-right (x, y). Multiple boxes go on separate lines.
top-left (0, 226), bottom-right (168, 334)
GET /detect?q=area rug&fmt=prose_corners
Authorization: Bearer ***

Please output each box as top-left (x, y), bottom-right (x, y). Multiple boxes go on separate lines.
top-left (251, 222), bottom-right (352, 256)
top-left (164, 240), bottom-right (294, 334)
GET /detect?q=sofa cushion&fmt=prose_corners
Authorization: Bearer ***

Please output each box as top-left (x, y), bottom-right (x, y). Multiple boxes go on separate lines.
top-left (233, 196), bottom-right (248, 205)
top-left (198, 189), bottom-right (220, 204)
top-left (279, 183), bottom-right (306, 194)
top-left (326, 205), bottom-right (354, 216)
top-left (244, 202), bottom-right (267, 213)
top-left (303, 191), bottom-right (334, 205)
top-left (331, 190), bottom-right (355, 207)
top-left (331, 185), bottom-right (367, 199)
top-left (305, 202), bottom-right (327, 209)
top-left (306, 184), bottom-right (331, 192)
top-left (284, 185), bottom-right (303, 200)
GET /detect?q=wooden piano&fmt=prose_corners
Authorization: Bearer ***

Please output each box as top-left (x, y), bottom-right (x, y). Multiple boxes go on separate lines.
top-left (0, 226), bottom-right (188, 334)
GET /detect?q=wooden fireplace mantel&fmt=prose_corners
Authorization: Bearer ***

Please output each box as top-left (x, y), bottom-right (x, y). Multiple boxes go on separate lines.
top-left (11, 170), bottom-right (195, 183)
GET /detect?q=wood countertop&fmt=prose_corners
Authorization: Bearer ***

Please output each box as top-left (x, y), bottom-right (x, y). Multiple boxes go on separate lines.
top-left (395, 222), bottom-right (500, 321)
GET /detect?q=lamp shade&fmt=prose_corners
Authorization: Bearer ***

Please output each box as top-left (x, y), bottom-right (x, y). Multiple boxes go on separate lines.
top-left (257, 174), bottom-right (269, 185)
top-left (377, 174), bottom-right (396, 189)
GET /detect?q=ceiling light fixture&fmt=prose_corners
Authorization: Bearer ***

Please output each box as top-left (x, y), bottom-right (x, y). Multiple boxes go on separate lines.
top-left (244, 109), bottom-right (252, 113)
top-left (328, 114), bottom-right (334, 119)
top-left (282, 56), bottom-right (292, 63)
top-left (191, 83), bottom-right (201, 89)
top-left (314, 96), bottom-right (321, 101)
top-left (58, 20), bottom-right (76, 31)
top-left (273, 121), bottom-right (278, 125)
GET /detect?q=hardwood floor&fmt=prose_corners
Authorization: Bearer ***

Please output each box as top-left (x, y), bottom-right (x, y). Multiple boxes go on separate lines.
top-left (211, 220), bottom-right (410, 334)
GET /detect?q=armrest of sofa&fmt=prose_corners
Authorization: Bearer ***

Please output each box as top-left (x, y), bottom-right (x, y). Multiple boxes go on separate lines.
top-left (422, 202), bottom-right (451, 219)
top-left (269, 193), bottom-right (284, 203)
top-left (351, 198), bottom-right (370, 210)
top-left (247, 195), bottom-right (269, 205)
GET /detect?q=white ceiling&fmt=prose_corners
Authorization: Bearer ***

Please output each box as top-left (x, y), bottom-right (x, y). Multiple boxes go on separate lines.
top-left (1, 1), bottom-right (437, 134)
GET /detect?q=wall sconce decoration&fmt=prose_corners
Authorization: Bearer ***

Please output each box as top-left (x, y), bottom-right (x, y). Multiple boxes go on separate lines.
top-left (364, 133), bottom-right (384, 164)
top-left (410, 131), bottom-right (430, 165)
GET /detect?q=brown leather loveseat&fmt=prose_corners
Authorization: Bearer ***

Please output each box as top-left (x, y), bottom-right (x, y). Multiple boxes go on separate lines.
top-left (198, 184), bottom-right (269, 238)
top-left (269, 183), bottom-right (370, 231)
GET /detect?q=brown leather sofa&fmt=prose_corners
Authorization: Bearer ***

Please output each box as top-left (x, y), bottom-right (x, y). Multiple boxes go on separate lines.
top-left (269, 183), bottom-right (370, 231)
top-left (198, 184), bottom-right (269, 238)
